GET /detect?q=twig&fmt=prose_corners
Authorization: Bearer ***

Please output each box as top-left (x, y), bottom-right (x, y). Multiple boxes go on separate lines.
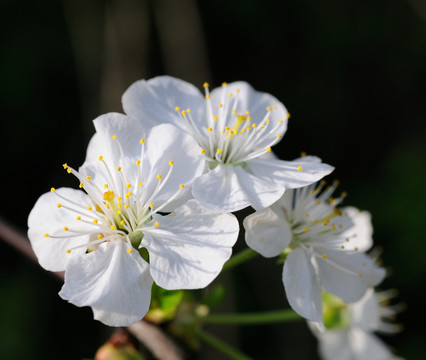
top-left (0, 217), bottom-right (184, 360)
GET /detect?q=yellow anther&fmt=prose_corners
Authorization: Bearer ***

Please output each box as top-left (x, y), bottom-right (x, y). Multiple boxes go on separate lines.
top-left (322, 254), bottom-right (327, 259)
top-left (50, 187), bottom-right (55, 192)
top-left (117, 197), bottom-right (122, 201)
top-left (97, 234), bottom-right (104, 239)
top-left (358, 273), bottom-right (363, 278)
top-left (277, 134), bottom-right (282, 138)
top-left (300, 151), bottom-right (307, 157)
top-left (175, 106), bottom-right (180, 111)
top-left (67, 168), bottom-right (71, 174)
top-left (44, 233), bottom-right (49, 238)
top-left (149, 202), bottom-right (155, 208)
top-left (297, 166), bottom-right (302, 171)
top-left (354, 247), bottom-right (359, 251)
top-left (245, 111), bottom-right (250, 115)
top-left (117, 210), bottom-right (122, 214)
top-left (103, 190), bottom-right (115, 202)
top-left (186, 109), bottom-right (191, 113)
top-left (266, 106), bottom-right (272, 111)
top-left (201, 149), bottom-right (206, 154)
top-left (225, 126), bottom-right (230, 131)
top-left (266, 119), bottom-right (270, 123)
top-left (66, 249), bottom-right (71, 254)
top-left (126, 183), bottom-right (131, 188)
top-left (120, 220), bottom-right (125, 225)
top-left (213, 115), bottom-right (218, 121)
top-left (331, 224), bottom-right (336, 231)
top-left (205, 94), bottom-right (211, 99)
top-left (102, 184), bottom-right (107, 189)
top-left (93, 219), bottom-right (98, 224)
top-left (63, 226), bottom-right (68, 231)
top-left (303, 227), bottom-right (308, 232)
top-left (219, 103), bottom-right (223, 108)
top-left (124, 204), bottom-right (129, 209)
top-left (116, 166), bottom-right (121, 172)
top-left (228, 93), bottom-right (232, 97)
top-left (203, 82), bottom-right (209, 88)
top-left (140, 138), bottom-right (145, 144)
top-left (341, 245), bottom-right (345, 249)
top-left (181, 110), bottom-right (186, 116)
top-left (112, 135), bottom-right (117, 140)
top-left (342, 191), bottom-right (348, 197)
top-left (266, 147), bottom-right (272, 152)
top-left (138, 182), bottom-right (143, 187)
top-left (75, 216), bottom-right (81, 221)
top-left (207, 127), bottom-right (212, 132)
top-left (87, 206), bottom-right (93, 210)
top-left (272, 105), bottom-right (277, 110)
top-left (222, 82), bottom-right (227, 87)
top-left (110, 225), bottom-right (115, 231)
top-left (217, 149), bottom-right (222, 153)
top-left (323, 219), bottom-right (330, 226)
top-left (346, 238), bottom-right (350, 242)
top-left (169, 160), bottom-right (174, 166)
top-left (246, 126), bottom-right (251, 130)
top-left (62, 163), bottom-right (68, 169)
top-left (252, 123), bottom-right (257, 128)
top-left (154, 222), bottom-right (159, 227)
top-left (232, 109), bottom-right (236, 114)
top-left (136, 160), bottom-right (141, 166)
top-left (79, 182), bottom-right (84, 188)
top-left (287, 113), bottom-right (291, 119)
top-left (57, 203), bottom-right (62, 208)
top-left (127, 248), bottom-right (133, 253)
top-left (180, 184), bottom-right (184, 189)
top-left (157, 174), bottom-right (162, 180)
top-left (279, 119), bottom-right (283, 123)
top-left (125, 194), bottom-right (130, 199)
top-left (105, 203), bottom-right (110, 209)
top-left (117, 202), bottom-right (122, 209)
top-left (99, 156), bottom-right (103, 161)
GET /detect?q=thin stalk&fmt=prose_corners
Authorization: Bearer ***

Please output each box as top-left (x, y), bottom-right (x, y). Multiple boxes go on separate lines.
top-left (204, 309), bottom-right (302, 325)
top-left (197, 330), bottom-right (253, 360)
top-left (222, 248), bottom-right (259, 271)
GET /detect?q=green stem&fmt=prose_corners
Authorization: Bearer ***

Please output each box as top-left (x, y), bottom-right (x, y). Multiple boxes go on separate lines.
top-left (204, 309), bottom-right (302, 325)
top-left (222, 248), bottom-right (259, 271)
top-left (197, 330), bottom-right (254, 360)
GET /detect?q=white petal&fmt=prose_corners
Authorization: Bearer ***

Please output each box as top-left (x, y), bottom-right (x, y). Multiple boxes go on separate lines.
top-left (122, 76), bottom-right (205, 131)
top-left (283, 248), bottom-right (323, 322)
top-left (27, 188), bottom-right (93, 271)
top-left (142, 124), bottom-right (205, 211)
top-left (192, 163), bottom-right (286, 212)
top-left (192, 164), bottom-right (250, 212)
top-left (243, 206), bottom-right (292, 257)
top-left (59, 241), bottom-right (153, 327)
top-left (315, 248), bottom-right (385, 303)
top-left (246, 157), bottom-right (334, 189)
top-left (143, 200), bottom-right (239, 289)
top-left (340, 207), bottom-right (374, 252)
top-left (350, 288), bottom-right (381, 331)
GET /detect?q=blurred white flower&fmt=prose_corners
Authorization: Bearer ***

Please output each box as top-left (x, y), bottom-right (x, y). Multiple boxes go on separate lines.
top-left (310, 289), bottom-right (404, 360)
top-left (28, 114), bottom-right (239, 326)
top-left (244, 180), bottom-right (385, 323)
top-left (122, 76), bottom-right (334, 212)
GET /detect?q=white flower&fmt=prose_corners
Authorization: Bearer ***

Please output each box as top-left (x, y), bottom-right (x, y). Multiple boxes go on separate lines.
top-left (28, 113), bottom-right (239, 327)
top-left (243, 180), bottom-right (386, 323)
top-left (310, 289), bottom-right (404, 360)
top-left (122, 76), bottom-right (334, 212)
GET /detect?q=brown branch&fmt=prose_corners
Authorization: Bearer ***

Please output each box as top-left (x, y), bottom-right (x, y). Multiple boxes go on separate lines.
top-left (0, 217), bottom-right (184, 360)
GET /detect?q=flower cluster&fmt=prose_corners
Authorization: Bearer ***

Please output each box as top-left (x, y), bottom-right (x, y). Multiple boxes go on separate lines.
top-left (28, 76), bottom-right (401, 358)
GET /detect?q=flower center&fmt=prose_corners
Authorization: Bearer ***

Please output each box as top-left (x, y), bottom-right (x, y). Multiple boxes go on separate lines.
top-left (322, 292), bottom-right (350, 330)
top-left (46, 136), bottom-right (184, 256)
top-left (175, 82), bottom-right (288, 168)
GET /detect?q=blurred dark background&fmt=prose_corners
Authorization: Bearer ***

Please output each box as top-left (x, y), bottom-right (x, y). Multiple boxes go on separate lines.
top-left (1, 0), bottom-right (425, 358)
